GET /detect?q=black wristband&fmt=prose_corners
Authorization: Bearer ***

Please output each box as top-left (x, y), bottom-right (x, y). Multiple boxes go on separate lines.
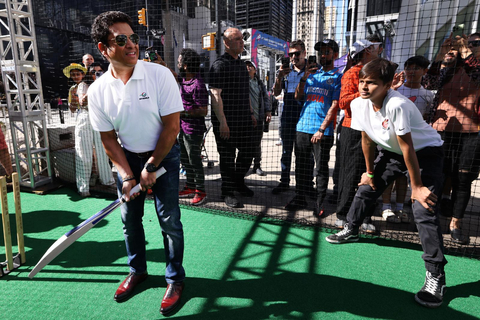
top-left (122, 175), bottom-right (135, 182)
top-left (318, 128), bottom-right (325, 133)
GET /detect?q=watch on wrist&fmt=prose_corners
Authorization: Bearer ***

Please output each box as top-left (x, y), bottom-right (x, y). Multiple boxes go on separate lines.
top-left (144, 162), bottom-right (157, 173)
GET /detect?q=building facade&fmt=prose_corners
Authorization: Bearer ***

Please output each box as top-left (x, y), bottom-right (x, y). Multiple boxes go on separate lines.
top-left (350, 0), bottom-right (480, 65)
top-left (236, 0), bottom-right (293, 42)
top-left (292, 0), bottom-right (325, 54)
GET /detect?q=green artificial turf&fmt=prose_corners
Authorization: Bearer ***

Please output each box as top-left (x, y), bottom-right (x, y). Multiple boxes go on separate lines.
top-left (1, 188), bottom-right (479, 319)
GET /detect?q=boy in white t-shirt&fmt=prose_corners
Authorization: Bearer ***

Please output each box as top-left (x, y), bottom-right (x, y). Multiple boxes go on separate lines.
top-left (381, 56), bottom-right (434, 223)
top-left (397, 56), bottom-right (434, 119)
top-left (325, 58), bottom-right (447, 308)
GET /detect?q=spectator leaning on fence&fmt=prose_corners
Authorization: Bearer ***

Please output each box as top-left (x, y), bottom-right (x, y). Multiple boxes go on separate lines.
top-left (209, 27), bottom-right (255, 209)
top-left (88, 11), bottom-right (186, 315)
top-left (63, 63), bottom-right (114, 197)
top-left (326, 58), bottom-right (447, 309)
top-left (424, 34), bottom-right (480, 245)
top-left (177, 48), bottom-right (208, 206)
top-left (285, 39), bottom-right (342, 216)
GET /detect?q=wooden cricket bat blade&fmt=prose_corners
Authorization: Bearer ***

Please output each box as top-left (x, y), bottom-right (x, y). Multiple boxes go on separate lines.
top-left (28, 198), bottom-right (123, 278)
top-left (28, 167), bottom-right (166, 278)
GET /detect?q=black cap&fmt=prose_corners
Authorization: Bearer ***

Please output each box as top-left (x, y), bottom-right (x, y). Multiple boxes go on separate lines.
top-left (314, 39), bottom-right (339, 53)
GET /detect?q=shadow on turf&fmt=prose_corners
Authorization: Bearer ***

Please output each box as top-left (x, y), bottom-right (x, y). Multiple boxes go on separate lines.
top-left (168, 212), bottom-right (478, 319)
top-left (169, 273), bottom-right (479, 319)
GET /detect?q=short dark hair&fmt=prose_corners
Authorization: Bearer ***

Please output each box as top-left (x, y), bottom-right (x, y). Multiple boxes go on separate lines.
top-left (366, 33), bottom-right (383, 46)
top-left (91, 11), bottom-right (133, 46)
top-left (290, 40), bottom-right (305, 52)
top-left (180, 48), bottom-right (201, 74)
top-left (469, 32), bottom-right (480, 38)
top-left (359, 58), bottom-right (398, 84)
top-left (89, 62), bottom-right (105, 73)
top-left (404, 56), bottom-right (430, 69)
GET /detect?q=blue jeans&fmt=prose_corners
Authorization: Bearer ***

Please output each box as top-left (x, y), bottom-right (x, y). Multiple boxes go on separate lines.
top-left (117, 144), bottom-right (185, 284)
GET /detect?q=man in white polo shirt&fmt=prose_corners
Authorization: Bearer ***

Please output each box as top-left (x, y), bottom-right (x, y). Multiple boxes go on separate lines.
top-left (326, 58), bottom-right (447, 308)
top-left (88, 11), bottom-right (185, 315)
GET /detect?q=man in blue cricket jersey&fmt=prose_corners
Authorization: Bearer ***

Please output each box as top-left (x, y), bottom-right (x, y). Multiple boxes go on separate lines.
top-left (284, 39), bottom-right (343, 215)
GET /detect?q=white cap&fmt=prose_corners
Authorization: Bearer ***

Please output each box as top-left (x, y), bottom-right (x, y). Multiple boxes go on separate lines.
top-left (349, 39), bottom-right (382, 58)
top-left (245, 60), bottom-right (257, 69)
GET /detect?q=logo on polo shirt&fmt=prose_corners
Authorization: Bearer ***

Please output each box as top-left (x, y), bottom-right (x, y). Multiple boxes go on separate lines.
top-left (139, 92), bottom-right (150, 100)
top-left (382, 119), bottom-right (389, 130)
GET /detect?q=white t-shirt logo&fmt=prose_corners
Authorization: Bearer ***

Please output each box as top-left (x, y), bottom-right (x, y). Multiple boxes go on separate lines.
top-left (382, 118), bottom-right (389, 130)
top-left (139, 92), bottom-right (150, 100)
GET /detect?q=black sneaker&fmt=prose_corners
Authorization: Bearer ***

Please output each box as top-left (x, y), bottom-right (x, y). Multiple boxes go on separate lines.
top-left (415, 271), bottom-right (446, 308)
top-left (284, 195), bottom-right (307, 210)
top-left (222, 194), bottom-right (241, 208)
top-left (325, 225), bottom-right (359, 244)
top-left (255, 167), bottom-right (266, 176)
top-left (450, 228), bottom-right (470, 245)
top-left (272, 183), bottom-right (289, 194)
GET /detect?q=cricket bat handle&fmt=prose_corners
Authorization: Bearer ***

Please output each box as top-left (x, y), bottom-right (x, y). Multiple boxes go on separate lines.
top-left (127, 167), bottom-right (167, 197)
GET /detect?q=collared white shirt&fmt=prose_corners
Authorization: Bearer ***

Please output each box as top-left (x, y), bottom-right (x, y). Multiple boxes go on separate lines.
top-left (88, 60), bottom-right (184, 152)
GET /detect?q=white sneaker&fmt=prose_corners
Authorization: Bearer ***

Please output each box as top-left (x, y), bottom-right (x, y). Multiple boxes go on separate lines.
top-left (382, 209), bottom-right (401, 223)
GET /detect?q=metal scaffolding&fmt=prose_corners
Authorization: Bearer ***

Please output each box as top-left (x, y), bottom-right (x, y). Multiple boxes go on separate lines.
top-left (0, 0), bottom-right (51, 188)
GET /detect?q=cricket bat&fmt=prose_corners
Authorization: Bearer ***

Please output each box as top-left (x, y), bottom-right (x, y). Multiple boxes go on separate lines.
top-left (28, 167), bottom-right (166, 278)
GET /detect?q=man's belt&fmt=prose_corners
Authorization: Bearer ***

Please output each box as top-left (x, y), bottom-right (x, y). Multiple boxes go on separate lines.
top-left (125, 149), bottom-right (153, 158)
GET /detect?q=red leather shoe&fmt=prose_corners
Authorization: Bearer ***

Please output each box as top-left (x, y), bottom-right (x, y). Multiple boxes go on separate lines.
top-left (114, 272), bottom-right (148, 302)
top-left (160, 282), bottom-right (185, 315)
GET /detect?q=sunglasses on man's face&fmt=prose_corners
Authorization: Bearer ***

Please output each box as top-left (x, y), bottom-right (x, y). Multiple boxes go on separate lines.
top-left (468, 40), bottom-right (480, 47)
top-left (109, 34), bottom-right (140, 47)
top-left (288, 51), bottom-right (302, 58)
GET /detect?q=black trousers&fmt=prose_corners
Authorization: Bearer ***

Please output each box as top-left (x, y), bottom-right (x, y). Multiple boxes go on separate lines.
top-left (295, 132), bottom-right (334, 204)
top-left (252, 122), bottom-right (264, 168)
top-left (336, 126), bottom-right (366, 217)
top-left (213, 127), bottom-right (254, 195)
top-left (347, 146), bottom-right (447, 274)
top-left (440, 131), bottom-right (480, 219)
